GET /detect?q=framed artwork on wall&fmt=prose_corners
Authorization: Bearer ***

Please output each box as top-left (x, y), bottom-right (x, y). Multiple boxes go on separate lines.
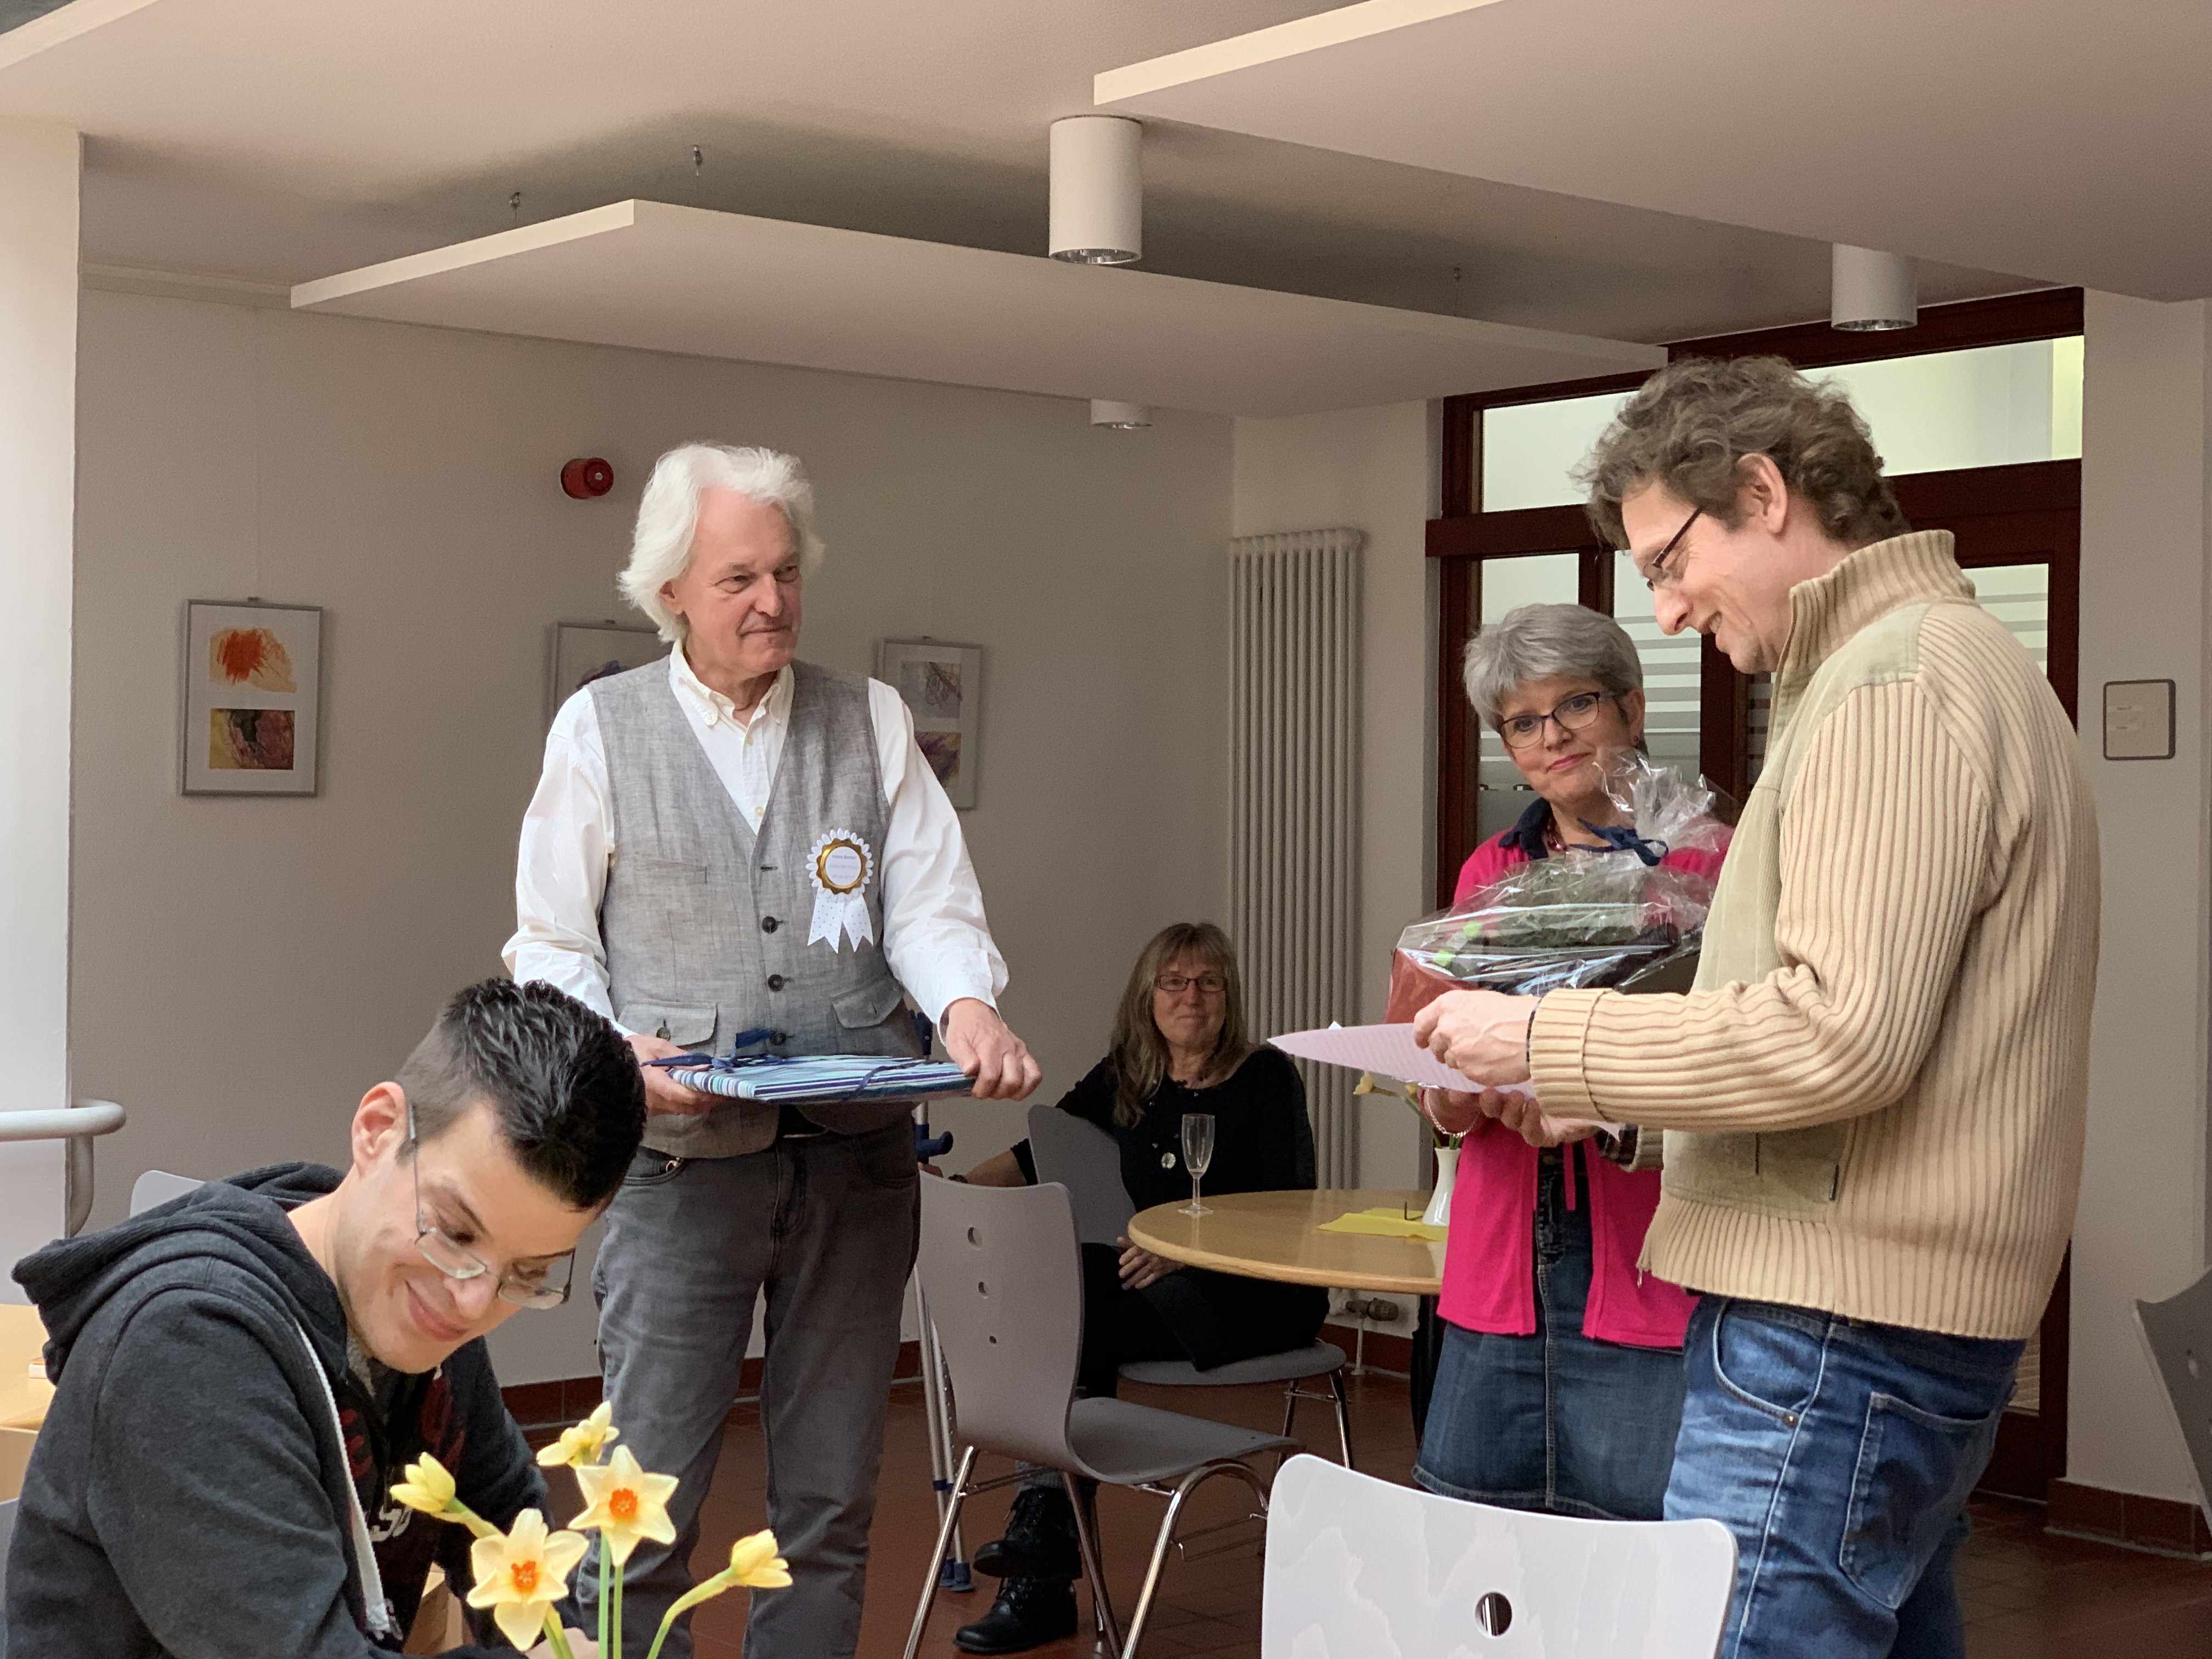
top-left (548, 620), bottom-right (670, 726)
top-left (877, 638), bottom-right (983, 810)
top-left (179, 600), bottom-right (323, 796)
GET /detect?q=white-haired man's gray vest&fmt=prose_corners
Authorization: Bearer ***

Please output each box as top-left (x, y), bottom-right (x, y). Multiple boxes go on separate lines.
top-left (591, 659), bottom-right (922, 1158)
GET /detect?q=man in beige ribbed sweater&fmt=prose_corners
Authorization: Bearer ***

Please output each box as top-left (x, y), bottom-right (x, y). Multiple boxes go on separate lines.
top-left (1415, 356), bottom-right (2098, 1659)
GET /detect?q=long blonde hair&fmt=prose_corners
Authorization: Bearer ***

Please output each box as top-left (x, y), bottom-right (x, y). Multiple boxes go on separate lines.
top-left (1109, 923), bottom-right (1251, 1128)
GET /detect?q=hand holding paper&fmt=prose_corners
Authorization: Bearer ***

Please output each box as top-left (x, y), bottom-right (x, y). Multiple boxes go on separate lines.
top-left (1269, 1019), bottom-right (1618, 1153)
top-left (1412, 988), bottom-right (1536, 1087)
top-left (1269, 1023), bottom-right (1535, 1095)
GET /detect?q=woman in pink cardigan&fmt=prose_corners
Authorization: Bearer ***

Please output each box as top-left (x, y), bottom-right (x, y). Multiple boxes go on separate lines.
top-left (1413, 602), bottom-right (1727, 1521)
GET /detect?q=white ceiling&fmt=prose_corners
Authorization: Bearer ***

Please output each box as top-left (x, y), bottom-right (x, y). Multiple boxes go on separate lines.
top-left (1097, 0), bottom-right (2212, 302)
top-left (1, 0), bottom-right (2033, 345)
top-left (290, 200), bottom-right (1664, 418)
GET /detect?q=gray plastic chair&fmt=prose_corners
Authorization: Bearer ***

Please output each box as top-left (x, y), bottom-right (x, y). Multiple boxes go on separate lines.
top-left (1262, 1454), bottom-right (1737, 1657)
top-left (904, 1177), bottom-right (1297, 1659)
top-left (128, 1170), bottom-right (203, 1216)
top-left (1027, 1103), bottom-right (1355, 1467)
top-left (2136, 1266), bottom-right (2212, 1533)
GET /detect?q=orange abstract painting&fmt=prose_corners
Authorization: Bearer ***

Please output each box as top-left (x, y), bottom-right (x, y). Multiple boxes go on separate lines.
top-left (209, 627), bottom-right (297, 693)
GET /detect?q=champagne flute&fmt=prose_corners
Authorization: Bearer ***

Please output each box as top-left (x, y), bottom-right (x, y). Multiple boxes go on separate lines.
top-left (1180, 1112), bottom-right (1216, 1216)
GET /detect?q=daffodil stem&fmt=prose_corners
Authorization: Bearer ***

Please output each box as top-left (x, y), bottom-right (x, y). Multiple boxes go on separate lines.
top-left (599, 1544), bottom-right (612, 1659)
top-left (443, 1499), bottom-right (501, 1542)
top-left (540, 1610), bottom-right (577, 1659)
top-left (643, 1606), bottom-right (674, 1659)
top-left (612, 1565), bottom-right (624, 1659)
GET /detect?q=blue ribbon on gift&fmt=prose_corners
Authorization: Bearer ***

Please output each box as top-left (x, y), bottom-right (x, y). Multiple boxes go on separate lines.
top-left (1576, 822), bottom-right (1671, 867)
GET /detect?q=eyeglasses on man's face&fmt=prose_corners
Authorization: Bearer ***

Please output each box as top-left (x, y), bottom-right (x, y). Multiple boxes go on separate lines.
top-left (1155, 973), bottom-right (1227, 997)
top-left (1496, 690), bottom-right (1621, 751)
top-left (1634, 507), bottom-right (1703, 592)
top-left (408, 1104), bottom-right (575, 1310)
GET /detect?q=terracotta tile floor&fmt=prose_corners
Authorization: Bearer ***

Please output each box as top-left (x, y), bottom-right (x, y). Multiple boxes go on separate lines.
top-left (546, 1368), bottom-right (2212, 1658)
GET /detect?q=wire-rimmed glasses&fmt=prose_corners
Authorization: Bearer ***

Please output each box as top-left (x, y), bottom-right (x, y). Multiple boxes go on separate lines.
top-left (407, 1103), bottom-right (575, 1309)
top-left (1180, 1112), bottom-right (1216, 1217)
top-left (1635, 507), bottom-right (1702, 592)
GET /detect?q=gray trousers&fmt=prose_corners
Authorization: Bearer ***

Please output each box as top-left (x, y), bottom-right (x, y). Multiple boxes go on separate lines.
top-left (580, 1123), bottom-right (918, 1659)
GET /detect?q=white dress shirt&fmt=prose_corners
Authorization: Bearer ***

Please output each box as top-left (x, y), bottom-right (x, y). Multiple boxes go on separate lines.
top-left (504, 650), bottom-right (1008, 1031)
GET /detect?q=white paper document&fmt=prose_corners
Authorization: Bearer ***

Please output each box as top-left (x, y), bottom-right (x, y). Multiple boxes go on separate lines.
top-left (1269, 1023), bottom-right (1537, 1097)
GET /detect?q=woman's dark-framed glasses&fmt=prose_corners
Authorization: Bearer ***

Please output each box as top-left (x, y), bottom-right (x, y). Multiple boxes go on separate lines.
top-left (407, 1104), bottom-right (575, 1310)
top-left (1497, 691), bottom-right (1619, 750)
top-left (1155, 972), bottom-right (1227, 996)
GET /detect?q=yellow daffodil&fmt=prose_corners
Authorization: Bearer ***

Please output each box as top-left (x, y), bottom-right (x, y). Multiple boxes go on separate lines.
top-left (388, 1452), bottom-right (498, 1541)
top-left (467, 1507), bottom-right (589, 1651)
top-left (645, 1529), bottom-right (792, 1659)
top-left (725, 1530), bottom-right (793, 1589)
top-left (535, 1401), bottom-right (619, 1469)
top-left (569, 1444), bottom-right (679, 1567)
top-left (390, 1453), bottom-right (456, 1515)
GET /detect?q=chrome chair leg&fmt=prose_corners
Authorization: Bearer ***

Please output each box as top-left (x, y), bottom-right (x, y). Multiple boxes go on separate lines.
top-left (1280, 1379), bottom-right (1300, 1442)
top-left (1329, 1367), bottom-right (1356, 1468)
top-left (1064, 1470), bottom-right (1122, 1656)
top-left (902, 1443), bottom-right (978, 1659)
top-left (1119, 1459), bottom-right (1272, 1659)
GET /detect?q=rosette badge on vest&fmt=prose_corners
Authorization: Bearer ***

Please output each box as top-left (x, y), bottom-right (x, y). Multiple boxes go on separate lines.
top-left (807, 831), bottom-right (877, 951)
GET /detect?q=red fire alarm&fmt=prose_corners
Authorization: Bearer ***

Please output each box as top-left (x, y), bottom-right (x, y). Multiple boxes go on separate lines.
top-left (561, 457), bottom-right (614, 499)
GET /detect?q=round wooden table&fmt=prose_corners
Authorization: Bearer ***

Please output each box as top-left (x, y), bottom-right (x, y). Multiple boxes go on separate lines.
top-left (1125, 1187), bottom-right (1444, 1296)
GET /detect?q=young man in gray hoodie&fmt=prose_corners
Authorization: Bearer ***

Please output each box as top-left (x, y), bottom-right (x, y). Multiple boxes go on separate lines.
top-left (4, 978), bottom-right (645, 1656)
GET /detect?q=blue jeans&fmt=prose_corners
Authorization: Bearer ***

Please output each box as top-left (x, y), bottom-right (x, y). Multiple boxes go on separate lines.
top-left (1413, 1148), bottom-right (1686, 1520)
top-left (1666, 1298), bottom-right (2022, 1659)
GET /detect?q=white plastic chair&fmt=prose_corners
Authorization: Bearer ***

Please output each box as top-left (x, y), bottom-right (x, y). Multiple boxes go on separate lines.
top-left (128, 1170), bottom-right (204, 1217)
top-left (1262, 1455), bottom-right (1737, 1658)
top-left (1026, 1102), bottom-right (1355, 1465)
top-left (2136, 1265), bottom-right (2212, 1534)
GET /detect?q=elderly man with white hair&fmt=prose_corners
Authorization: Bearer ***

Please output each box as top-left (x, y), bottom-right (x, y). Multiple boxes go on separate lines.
top-left (506, 442), bottom-right (1040, 1659)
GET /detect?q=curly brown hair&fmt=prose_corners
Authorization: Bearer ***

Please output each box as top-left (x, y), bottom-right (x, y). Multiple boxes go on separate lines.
top-left (1576, 356), bottom-right (1909, 552)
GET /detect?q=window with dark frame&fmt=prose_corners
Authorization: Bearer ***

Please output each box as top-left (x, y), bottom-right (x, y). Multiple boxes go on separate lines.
top-left (1425, 286), bottom-right (2085, 1505)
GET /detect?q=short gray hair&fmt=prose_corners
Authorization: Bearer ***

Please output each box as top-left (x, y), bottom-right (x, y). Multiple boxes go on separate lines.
top-left (1462, 602), bottom-right (1643, 726)
top-left (619, 443), bottom-right (827, 642)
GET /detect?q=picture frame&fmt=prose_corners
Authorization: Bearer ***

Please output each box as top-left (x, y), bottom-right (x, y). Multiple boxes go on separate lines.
top-left (876, 639), bottom-right (983, 810)
top-left (548, 620), bottom-right (670, 726)
top-left (179, 600), bottom-right (323, 796)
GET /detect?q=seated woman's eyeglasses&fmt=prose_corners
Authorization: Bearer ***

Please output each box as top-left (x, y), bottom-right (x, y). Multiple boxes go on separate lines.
top-left (408, 1105), bottom-right (575, 1310)
top-left (1496, 691), bottom-right (1619, 750)
top-left (1155, 973), bottom-right (1226, 996)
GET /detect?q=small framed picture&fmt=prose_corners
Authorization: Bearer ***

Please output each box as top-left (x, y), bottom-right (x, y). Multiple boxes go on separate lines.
top-left (549, 620), bottom-right (670, 726)
top-left (877, 639), bottom-right (983, 810)
top-left (179, 601), bottom-right (323, 796)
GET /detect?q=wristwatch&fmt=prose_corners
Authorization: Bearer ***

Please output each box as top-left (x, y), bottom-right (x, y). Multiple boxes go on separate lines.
top-left (1594, 1125), bottom-right (1640, 1169)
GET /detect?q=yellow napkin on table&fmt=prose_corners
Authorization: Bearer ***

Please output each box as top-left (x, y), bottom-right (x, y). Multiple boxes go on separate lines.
top-left (1317, 1207), bottom-right (1447, 1243)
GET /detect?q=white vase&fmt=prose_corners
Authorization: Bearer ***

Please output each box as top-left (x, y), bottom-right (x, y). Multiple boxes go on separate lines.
top-left (1421, 1144), bottom-right (1458, 1228)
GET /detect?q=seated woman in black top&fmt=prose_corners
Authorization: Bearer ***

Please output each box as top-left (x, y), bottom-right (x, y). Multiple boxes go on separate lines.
top-left (952, 922), bottom-right (1325, 1656)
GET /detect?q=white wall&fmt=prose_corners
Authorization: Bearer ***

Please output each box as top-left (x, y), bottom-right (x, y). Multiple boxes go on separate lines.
top-left (71, 289), bottom-right (1232, 1379)
top-left (2068, 290), bottom-right (2212, 1500)
top-left (1231, 401), bottom-right (1436, 1194)
top-left (0, 122), bottom-right (82, 1290)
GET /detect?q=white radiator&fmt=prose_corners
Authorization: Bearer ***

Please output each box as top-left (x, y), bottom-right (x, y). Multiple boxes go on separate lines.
top-left (1227, 528), bottom-right (1364, 1188)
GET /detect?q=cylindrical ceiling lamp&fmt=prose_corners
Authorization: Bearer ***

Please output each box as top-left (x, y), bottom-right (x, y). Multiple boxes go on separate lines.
top-left (1050, 116), bottom-right (1141, 264)
top-left (1090, 399), bottom-right (1152, 429)
top-left (1831, 244), bottom-right (1917, 331)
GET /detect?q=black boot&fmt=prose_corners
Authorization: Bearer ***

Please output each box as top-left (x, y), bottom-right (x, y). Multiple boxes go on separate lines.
top-left (953, 1575), bottom-right (1079, 1655)
top-left (973, 1483), bottom-right (1081, 1580)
